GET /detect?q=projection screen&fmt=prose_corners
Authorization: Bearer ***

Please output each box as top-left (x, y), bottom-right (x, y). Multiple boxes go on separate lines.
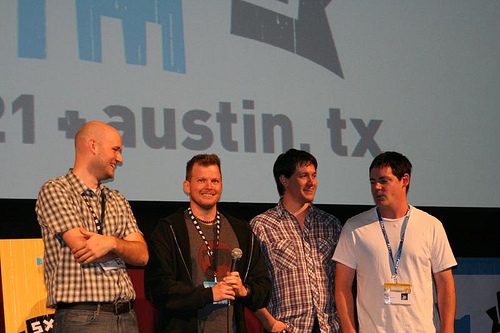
top-left (1, 1), bottom-right (499, 207)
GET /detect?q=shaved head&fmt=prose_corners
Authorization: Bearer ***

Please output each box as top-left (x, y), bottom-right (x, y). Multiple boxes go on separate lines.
top-left (72, 121), bottom-right (123, 187)
top-left (75, 121), bottom-right (118, 149)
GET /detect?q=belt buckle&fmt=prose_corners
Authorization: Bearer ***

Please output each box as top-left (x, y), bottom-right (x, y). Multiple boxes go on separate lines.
top-left (113, 301), bottom-right (131, 315)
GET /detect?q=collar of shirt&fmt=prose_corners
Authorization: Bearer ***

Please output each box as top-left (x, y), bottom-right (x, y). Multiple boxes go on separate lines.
top-left (66, 169), bottom-right (109, 198)
top-left (277, 197), bottom-right (317, 219)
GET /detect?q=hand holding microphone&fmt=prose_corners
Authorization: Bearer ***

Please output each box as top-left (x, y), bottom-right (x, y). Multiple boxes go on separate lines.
top-left (223, 248), bottom-right (248, 304)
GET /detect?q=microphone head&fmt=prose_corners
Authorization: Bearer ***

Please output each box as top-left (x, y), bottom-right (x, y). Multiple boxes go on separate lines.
top-left (231, 248), bottom-right (243, 260)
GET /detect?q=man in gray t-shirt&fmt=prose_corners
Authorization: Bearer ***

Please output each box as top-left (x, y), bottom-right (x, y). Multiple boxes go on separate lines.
top-left (145, 154), bottom-right (271, 333)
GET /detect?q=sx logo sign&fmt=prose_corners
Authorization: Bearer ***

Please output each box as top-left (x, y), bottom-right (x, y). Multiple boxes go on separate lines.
top-left (26, 314), bottom-right (54, 333)
top-left (18, 0), bottom-right (342, 77)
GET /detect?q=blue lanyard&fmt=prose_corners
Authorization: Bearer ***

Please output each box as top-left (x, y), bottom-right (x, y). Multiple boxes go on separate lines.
top-left (376, 206), bottom-right (411, 281)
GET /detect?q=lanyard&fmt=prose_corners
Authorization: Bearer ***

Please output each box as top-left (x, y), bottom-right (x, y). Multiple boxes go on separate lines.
top-left (187, 207), bottom-right (221, 280)
top-left (376, 206), bottom-right (410, 282)
top-left (81, 189), bottom-right (106, 235)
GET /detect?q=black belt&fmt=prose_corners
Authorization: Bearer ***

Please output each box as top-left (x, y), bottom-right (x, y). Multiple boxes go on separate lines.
top-left (56, 301), bottom-right (133, 315)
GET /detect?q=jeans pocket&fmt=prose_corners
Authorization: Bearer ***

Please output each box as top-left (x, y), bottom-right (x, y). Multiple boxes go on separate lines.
top-left (55, 309), bottom-right (98, 332)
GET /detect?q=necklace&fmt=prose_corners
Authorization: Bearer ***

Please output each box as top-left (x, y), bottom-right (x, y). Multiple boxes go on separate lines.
top-left (195, 216), bottom-right (217, 225)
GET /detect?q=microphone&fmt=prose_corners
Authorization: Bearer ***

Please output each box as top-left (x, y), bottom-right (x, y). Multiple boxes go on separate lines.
top-left (229, 248), bottom-right (243, 307)
top-left (230, 248), bottom-right (243, 272)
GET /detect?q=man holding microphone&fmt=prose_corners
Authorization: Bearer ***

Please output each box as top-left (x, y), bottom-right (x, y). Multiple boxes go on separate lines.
top-left (145, 154), bottom-right (271, 332)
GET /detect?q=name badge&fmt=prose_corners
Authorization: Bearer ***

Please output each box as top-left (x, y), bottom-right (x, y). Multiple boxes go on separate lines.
top-left (384, 282), bottom-right (412, 305)
top-left (203, 281), bottom-right (228, 305)
top-left (99, 258), bottom-right (126, 272)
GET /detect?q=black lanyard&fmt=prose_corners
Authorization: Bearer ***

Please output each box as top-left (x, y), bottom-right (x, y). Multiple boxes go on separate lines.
top-left (187, 207), bottom-right (220, 280)
top-left (81, 189), bottom-right (106, 234)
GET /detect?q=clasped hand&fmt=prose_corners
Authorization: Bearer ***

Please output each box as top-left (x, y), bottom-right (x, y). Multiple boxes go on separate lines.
top-left (212, 271), bottom-right (248, 302)
top-left (72, 228), bottom-right (116, 264)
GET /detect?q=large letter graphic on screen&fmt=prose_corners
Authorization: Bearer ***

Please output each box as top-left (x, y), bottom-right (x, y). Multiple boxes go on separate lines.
top-left (18, 0), bottom-right (46, 59)
top-left (231, 0), bottom-right (343, 78)
top-left (75, 0), bottom-right (186, 73)
top-left (18, 1), bottom-right (186, 73)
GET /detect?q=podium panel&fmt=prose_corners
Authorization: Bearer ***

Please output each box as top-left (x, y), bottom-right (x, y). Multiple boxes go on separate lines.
top-left (0, 239), bottom-right (54, 333)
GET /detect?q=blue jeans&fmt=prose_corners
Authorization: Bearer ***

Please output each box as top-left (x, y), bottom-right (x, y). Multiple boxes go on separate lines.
top-left (54, 308), bottom-right (138, 333)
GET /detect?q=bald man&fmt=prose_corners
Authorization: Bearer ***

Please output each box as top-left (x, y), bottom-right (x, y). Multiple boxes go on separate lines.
top-left (36, 121), bottom-right (148, 333)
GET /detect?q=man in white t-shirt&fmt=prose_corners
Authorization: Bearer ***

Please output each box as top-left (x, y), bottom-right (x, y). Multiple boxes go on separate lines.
top-left (332, 151), bottom-right (457, 333)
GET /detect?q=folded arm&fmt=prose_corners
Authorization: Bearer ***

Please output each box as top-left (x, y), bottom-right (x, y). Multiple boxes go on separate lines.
top-left (63, 228), bottom-right (148, 266)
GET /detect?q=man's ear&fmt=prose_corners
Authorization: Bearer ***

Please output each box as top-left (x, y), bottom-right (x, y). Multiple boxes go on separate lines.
top-left (183, 180), bottom-right (190, 195)
top-left (402, 173), bottom-right (410, 189)
top-left (279, 175), bottom-right (288, 190)
top-left (88, 139), bottom-right (97, 155)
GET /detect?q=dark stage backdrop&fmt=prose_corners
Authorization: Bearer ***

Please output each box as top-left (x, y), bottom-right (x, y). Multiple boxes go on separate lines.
top-left (1, 199), bottom-right (498, 258)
